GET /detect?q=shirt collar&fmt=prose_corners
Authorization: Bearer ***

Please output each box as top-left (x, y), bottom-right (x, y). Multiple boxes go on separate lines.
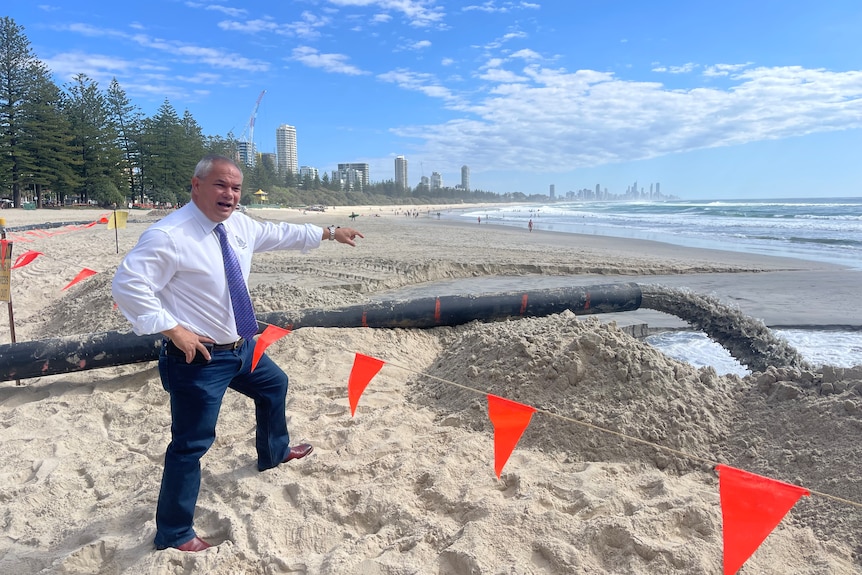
top-left (188, 200), bottom-right (227, 235)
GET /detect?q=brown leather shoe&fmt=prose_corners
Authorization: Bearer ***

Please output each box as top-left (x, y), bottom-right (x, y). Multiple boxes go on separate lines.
top-left (174, 536), bottom-right (213, 552)
top-left (283, 443), bottom-right (313, 462)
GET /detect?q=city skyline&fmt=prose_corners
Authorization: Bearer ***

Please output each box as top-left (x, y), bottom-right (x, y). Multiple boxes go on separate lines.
top-left (5, 2), bottom-right (862, 199)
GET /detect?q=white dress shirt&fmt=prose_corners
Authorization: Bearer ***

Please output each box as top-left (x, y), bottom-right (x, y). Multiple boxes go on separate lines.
top-left (112, 202), bottom-right (322, 344)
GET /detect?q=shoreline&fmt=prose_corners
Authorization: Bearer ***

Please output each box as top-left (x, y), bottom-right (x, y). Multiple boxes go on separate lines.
top-left (321, 207), bottom-right (861, 329)
top-left (2, 205), bottom-right (859, 333)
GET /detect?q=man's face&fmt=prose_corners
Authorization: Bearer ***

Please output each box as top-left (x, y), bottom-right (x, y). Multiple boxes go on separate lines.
top-left (191, 160), bottom-right (243, 222)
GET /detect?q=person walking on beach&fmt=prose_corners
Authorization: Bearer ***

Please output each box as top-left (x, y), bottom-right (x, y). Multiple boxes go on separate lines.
top-left (111, 154), bottom-right (363, 553)
top-left (528, 219), bottom-right (533, 232)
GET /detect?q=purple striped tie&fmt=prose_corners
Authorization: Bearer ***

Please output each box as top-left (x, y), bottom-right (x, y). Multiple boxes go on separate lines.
top-left (215, 223), bottom-right (258, 340)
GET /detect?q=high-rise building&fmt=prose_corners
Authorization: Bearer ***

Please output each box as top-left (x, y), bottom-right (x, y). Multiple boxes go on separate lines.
top-left (276, 124), bottom-right (298, 177)
top-left (258, 152), bottom-right (276, 174)
top-left (337, 163), bottom-right (370, 188)
top-left (430, 171), bottom-right (443, 190)
top-left (549, 184), bottom-right (555, 199)
top-left (461, 165), bottom-right (470, 192)
top-left (299, 166), bottom-right (318, 181)
top-left (395, 156), bottom-right (409, 190)
top-left (236, 141), bottom-right (256, 167)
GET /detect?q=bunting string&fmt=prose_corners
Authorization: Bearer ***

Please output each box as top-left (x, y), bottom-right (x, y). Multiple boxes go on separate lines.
top-left (3, 215), bottom-right (113, 291)
top-left (369, 348), bottom-right (862, 508)
top-left (260, 321), bottom-right (862, 510)
top-left (306, 334), bottom-right (858, 573)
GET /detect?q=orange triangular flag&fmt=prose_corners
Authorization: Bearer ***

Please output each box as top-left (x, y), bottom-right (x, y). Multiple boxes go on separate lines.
top-left (487, 394), bottom-right (536, 478)
top-left (250, 324), bottom-right (291, 372)
top-left (348, 353), bottom-right (385, 416)
top-left (716, 464), bottom-right (809, 575)
top-left (12, 250), bottom-right (43, 269)
top-left (61, 268), bottom-right (98, 290)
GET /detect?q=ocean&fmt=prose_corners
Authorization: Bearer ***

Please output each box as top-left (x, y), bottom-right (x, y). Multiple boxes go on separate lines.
top-left (452, 198), bottom-right (862, 376)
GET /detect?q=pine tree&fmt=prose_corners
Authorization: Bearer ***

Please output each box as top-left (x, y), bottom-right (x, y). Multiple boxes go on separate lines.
top-left (179, 109), bottom-right (207, 197)
top-left (64, 73), bottom-right (124, 205)
top-left (19, 68), bottom-right (81, 206)
top-left (0, 17), bottom-right (44, 206)
top-left (140, 100), bottom-right (188, 205)
top-left (106, 78), bottom-right (144, 204)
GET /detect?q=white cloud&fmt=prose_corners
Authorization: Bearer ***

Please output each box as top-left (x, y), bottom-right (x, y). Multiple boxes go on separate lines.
top-left (463, 1), bottom-right (539, 13)
top-left (509, 48), bottom-right (541, 61)
top-left (61, 23), bottom-right (269, 72)
top-left (392, 64), bottom-right (862, 175)
top-left (202, 4), bottom-right (247, 18)
top-left (482, 31), bottom-right (528, 50)
top-left (43, 51), bottom-right (194, 101)
top-left (478, 67), bottom-right (527, 83)
top-left (409, 40), bottom-right (432, 50)
top-left (217, 18), bottom-right (279, 34)
top-left (44, 51), bottom-right (133, 80)
top-left (326, 0), bottom-right (446, 28)
top-left (377, 68), bottom-right (461, 103)
top-left (653, 62), bottom-right (697, 74)
top-left (482, 58), bottom-right (506, 69)
top-left (217, 11), bottom-right (329, 39)
top-left (703, 63), bottom-right (753, 77)
top-left (291, 46), bottom-right (368, 75)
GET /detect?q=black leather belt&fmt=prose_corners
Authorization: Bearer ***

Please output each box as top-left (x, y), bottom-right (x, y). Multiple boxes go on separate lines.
top-left (212, 338), bottom-right (244, 350)
top-left (165, 338), bottom-right (244, 356)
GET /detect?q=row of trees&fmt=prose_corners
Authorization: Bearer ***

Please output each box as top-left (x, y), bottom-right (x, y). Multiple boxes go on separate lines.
top-left (1, 17), bottom-right (542, 210)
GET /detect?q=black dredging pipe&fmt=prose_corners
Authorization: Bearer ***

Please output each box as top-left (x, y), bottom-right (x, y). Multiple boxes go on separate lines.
top-left (0, 283), bottom-right (641, 383)
top-left (262, 282), bottom-right (642, 329)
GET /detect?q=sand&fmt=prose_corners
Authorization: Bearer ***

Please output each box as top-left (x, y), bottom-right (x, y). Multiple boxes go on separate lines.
top-left (1, 205), bottom-right (861, 574)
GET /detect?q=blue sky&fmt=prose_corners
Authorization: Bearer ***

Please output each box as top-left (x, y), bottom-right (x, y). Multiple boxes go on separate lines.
top-left (7, 1), bottom-right (862, 199)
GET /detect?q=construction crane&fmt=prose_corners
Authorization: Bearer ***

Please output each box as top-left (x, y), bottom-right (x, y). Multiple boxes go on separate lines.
top-left (238, 90), bottom-right (266, 166)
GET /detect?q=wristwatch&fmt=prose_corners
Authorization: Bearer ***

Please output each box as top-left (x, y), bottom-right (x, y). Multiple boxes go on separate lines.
top-left (327, 225), bottom-right (336, 240)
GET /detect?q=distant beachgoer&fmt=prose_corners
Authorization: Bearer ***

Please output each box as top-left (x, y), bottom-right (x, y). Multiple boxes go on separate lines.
top-left (478, 216), bottom-right (481, 224)
top-left (528, 219), bottom-right (533, 232)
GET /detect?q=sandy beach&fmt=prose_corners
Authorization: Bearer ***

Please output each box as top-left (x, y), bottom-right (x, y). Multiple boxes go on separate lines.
top-left (1, 205), bottom-right (861, 574)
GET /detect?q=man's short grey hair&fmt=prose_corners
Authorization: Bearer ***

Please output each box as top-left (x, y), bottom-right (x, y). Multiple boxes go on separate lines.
top-left (194, 154), bottom-right (241, 179)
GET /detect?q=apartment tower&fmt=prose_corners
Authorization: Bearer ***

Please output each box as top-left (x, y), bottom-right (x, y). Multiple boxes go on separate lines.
top-left (461, 165), bottom-right (470, 192)
top-left (276, 124), bottom-right (298, 177)
top-left (395, 155), bottom-right (409, 191)
top-left (336, 163), bottom-right (370, 188)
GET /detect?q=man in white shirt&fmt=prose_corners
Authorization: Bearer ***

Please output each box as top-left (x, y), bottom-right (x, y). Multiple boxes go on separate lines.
top-left (112, 154), bottom-right (363, 552)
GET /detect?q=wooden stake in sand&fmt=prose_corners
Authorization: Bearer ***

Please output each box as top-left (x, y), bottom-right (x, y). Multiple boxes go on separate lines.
top-left (0, 217), bottom-right (21, 385)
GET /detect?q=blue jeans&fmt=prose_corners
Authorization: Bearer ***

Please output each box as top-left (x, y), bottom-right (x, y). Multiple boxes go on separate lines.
top-left (153, 339), bottom-right (290, 549)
